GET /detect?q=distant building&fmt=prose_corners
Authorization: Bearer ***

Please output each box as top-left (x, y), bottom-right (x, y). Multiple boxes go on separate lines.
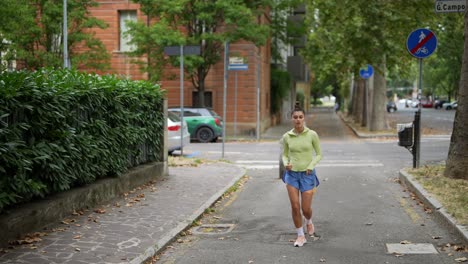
top-left (79, 1), bottom-right (272, 137)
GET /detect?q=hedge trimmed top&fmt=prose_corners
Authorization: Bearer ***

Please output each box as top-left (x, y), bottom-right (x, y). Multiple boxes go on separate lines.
top-left (0, 69), bottom-right (166, 213)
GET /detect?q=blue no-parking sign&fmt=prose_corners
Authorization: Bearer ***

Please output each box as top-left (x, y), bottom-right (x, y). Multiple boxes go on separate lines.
top-left (406, 29), bottom-right (437, 59)
top-left (359, 64), bottom-right (373, 79)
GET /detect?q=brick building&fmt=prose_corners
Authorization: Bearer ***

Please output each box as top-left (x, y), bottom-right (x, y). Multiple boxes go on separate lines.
top-left (82, 1), bottom-right (272, 138)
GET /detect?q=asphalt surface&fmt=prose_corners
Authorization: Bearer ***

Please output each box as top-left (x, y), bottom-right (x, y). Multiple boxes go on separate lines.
top-left (0, 107), bottom-right (466, 264)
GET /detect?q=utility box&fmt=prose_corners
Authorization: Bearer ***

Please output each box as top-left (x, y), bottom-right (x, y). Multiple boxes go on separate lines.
top-left (397, 123), bottom-right (413, 147)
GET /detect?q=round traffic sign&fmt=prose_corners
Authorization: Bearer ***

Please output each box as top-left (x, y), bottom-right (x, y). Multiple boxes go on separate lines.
top-left (406, 28), bottom-right (437, 59)
top-left (359, 64), bottom-right (373, 79)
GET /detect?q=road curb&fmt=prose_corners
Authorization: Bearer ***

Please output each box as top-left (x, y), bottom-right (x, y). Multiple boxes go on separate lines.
top-left (399, 169), bottom-right (468, 245)
top-left (129, 164), bottom-right (246, 264)
top-left (337, 112), bottom-right (396, 138)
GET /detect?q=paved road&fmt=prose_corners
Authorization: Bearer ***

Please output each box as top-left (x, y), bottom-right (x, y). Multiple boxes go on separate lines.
top-left (156, 109), bottom-right (466, 263)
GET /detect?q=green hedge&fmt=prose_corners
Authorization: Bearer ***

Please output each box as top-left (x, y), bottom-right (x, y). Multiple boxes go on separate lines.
top-left (0, 69), bottom-right (165, 213)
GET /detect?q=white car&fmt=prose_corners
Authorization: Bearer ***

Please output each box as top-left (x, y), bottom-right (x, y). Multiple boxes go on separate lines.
top-left (442, 101), bottom-right (457, 110)
top-left (167, 111), bottom-right (190, 155)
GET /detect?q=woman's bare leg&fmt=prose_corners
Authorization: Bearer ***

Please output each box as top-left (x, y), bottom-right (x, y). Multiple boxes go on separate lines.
top-left (301, 188), bottom-right (316, 234)
top-left (286, 184), bottom-right (302, 228)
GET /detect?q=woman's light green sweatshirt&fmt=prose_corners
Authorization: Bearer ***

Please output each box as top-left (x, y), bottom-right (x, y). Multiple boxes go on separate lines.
top-left (281, 127), bottom-right (322, 172)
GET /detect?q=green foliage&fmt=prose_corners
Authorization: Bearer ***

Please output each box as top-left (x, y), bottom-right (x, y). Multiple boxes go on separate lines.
top-left (0, 69), bottom-right (165, 213)
top-left (424, 14), bottom-right (464, 100)
top-left (0, 0), bottom-right (110, 71)
top-left (270, 68), bottom-right (291, 114)
top-left (304, 0), bottom-right (435, 95)
top-left (296, 90), bottom-right (305, 108)
top-left (128, 0), bottom-right (271, 106)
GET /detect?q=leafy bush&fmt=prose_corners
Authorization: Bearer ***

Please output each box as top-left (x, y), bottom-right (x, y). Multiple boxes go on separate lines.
top-left (0, 69), bottom-right (165, 212)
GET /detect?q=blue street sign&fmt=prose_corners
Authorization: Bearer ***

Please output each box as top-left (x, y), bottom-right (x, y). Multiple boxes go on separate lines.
top-left (359, 64), bottom-right (373, 79)
top-left (228, 64), bottom-right (248, 71)
top-left (406, 29), bottom-right (437, 59)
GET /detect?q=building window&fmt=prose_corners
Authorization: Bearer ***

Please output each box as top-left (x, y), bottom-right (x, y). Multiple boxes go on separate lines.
top-left (119, 10), bottom-right (137, 52)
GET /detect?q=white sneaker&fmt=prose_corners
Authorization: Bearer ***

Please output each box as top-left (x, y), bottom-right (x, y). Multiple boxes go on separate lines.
top-left (294, 236), bottom-right (307, 247)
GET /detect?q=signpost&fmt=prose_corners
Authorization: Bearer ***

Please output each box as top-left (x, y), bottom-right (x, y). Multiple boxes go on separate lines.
top-left (405, 28), bottom-right (437, 168)
top-left (228, 57), bottom-right (248, 139)
top-left (435, 0), bottom-right (466, 13)
top-left (164, 45), bottom-right (200, 156)
top-left (359, 64), bottom-right (373, 128)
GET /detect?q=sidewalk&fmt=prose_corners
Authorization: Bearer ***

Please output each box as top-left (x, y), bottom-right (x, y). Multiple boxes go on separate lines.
top-left (0, 163), bottom-right (245, 264)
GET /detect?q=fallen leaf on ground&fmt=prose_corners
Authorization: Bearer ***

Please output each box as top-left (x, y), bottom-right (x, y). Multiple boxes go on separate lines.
top-left (94, 209), bottom-right (106, 214)
top-left (455, 257), bottom-right (467, 262)
top-left (320, 258), bottom-right (326, 262)
top-left (73, 235), bottom-right (81, 239)
top-left (400, 240), bottom-right (411, 244)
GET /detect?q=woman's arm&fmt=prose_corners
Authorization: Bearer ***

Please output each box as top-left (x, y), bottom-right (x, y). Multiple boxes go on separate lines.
top-left (281, 136), bottom-right (290, 168)
top-left (306, 132), bottom-right (322, 170)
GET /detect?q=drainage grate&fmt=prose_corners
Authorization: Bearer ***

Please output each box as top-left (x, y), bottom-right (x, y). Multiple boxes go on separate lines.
top-left (192, 224), bottom-right (235, 235)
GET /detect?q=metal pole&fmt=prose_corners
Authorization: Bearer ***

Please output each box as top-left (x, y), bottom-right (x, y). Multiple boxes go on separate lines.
top-left (413, 111), bottom-right (420, 168)
top-left (363, 79), bottom-right (367, 127)
top-left (234, 71), bottom-right (238, 139)
top-left (180, 45), bottom-right (184, 156)
top-left (415, 58), bottom-right (423, 168)
top-left (256, 54), bottom-right (260, 141)
top-left (63, 0), bottom-right (69, 69)
top-left (222, 41), bottom-right (228, 158)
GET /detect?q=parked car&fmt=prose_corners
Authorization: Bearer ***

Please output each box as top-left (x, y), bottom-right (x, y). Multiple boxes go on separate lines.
top-left (421, 99), bottom-right (434, 108)
top-left (434, 99), bottom-right (448, 109)
top-left (410, 100), bottom-right (419, 108)
top-left (167, 111), bottom-right (191, 155)
top-left (169, 107), bottom-right (223, 143)
top-left (442, 101), bottom-right (458, 110)
top-left (386, 101), bottom-right (397, 113)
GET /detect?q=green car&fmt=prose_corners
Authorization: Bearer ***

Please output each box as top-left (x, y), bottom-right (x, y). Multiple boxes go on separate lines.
top-left (168, 107), bottom-right (223, 143)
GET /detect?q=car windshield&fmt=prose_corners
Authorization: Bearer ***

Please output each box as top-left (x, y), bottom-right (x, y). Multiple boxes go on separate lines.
top-left (208, 109), bottom-right (220, 118)
top-left (168, 111), bottom-right (181, 122)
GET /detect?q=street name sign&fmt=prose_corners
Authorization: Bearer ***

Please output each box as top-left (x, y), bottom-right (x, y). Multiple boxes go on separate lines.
top-left (406, 28), bottom-right (437, 59)
top-left (164, 45), bottom-right (200, 56)
top-left (435, 0), bottom-right (466, 13)
top-left (228, 56), bottom-right (248, 71)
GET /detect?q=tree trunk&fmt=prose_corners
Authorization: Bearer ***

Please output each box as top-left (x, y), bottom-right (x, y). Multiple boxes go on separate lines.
top-left (444, 10), bottom-right (468, 180)
top-left (196, 69), bottom-right (205, 107)
top-left (370, 60), bottom-right (389, 131)
top-left (355, 79), bottom-right (364, 125)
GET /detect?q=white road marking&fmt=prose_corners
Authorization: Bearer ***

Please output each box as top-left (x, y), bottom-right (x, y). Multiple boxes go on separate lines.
top-left (386, 243), bottom-right (438, 254)
top-left (234, 160), bottom-right (384, 169)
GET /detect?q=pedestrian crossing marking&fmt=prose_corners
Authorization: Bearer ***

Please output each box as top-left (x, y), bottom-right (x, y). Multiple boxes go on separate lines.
top-left (234, 160), bottom-right (384, 169)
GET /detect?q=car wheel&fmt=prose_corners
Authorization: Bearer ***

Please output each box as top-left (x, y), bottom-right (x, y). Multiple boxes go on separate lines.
top-left (196, 127), bottom-right (214, 143)
top-left (446, 106), bottom-right (452, 110)
top-left (389, 107), bottom-right (395, 113)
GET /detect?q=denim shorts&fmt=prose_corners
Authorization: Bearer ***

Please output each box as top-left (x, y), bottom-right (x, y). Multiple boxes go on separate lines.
top-left (282, 169), bottom-right (319, 193)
